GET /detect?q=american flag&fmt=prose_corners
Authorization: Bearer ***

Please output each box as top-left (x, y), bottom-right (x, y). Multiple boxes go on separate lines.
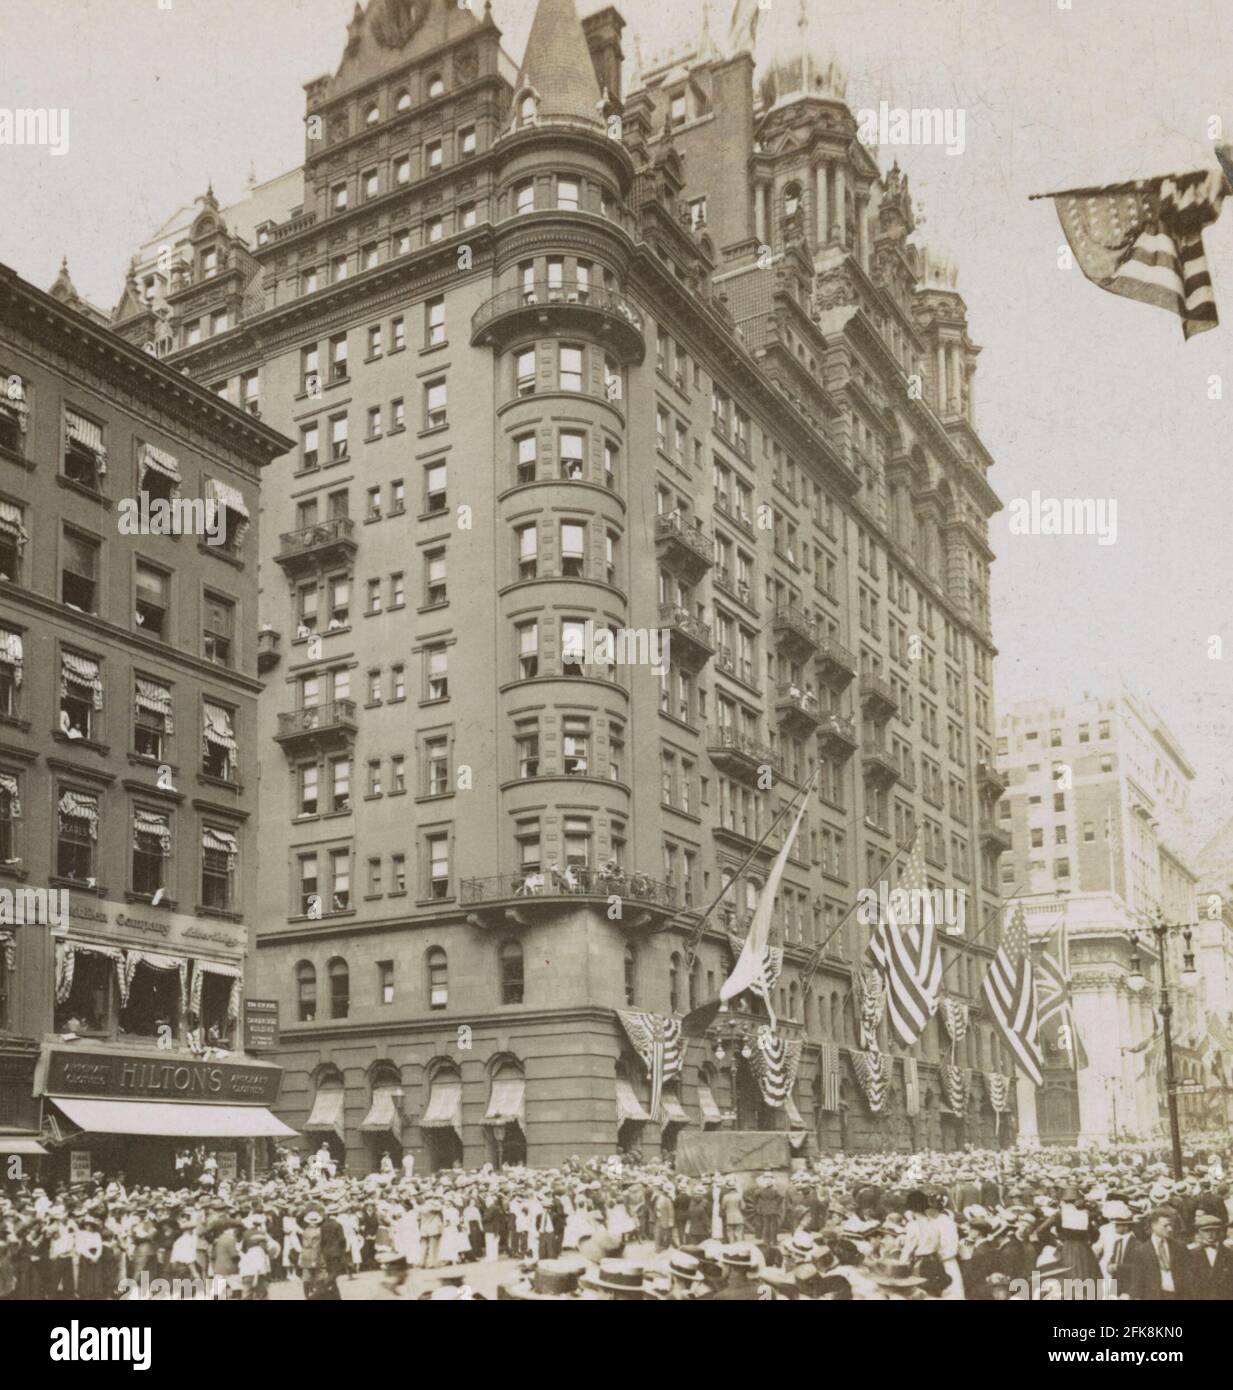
top-left (1035, 917), bottom-right (1088, 1070)
top-left (867, 837), bottom-right (942, 1048)
top-left (1047, 165), bottom-right (1228, 339)
top-left (981, 901), bottom-right (1044, 1087)
top-left (902, 1056), bottom-right (921, 1116)
top-left (817, 1042), bottom-right (841, 1112)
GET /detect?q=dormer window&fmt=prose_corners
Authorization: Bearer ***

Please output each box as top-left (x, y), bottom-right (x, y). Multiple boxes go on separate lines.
top-left (365, 102), bottom-right (380, 126)
top-left (670, 92), bottom-right (687, 125)
top-left (519, 92), bottom-right (538, 125)
top-left (202, 247), bottom-right (218, 278)
top-left (428, 74), bottom-right (444, 98)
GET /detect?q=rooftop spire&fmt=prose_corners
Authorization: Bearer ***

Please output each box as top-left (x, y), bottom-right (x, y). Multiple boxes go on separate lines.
top-left (510, 0), bottom-right (602, 127)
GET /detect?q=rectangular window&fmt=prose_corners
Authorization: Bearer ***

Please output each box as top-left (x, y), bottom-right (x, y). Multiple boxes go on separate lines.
top-left (331, 255), bottom-right (348, 283)
top-left (300, 423), bottom-right (319, 468)
top-left (201, 826), bottom-right (236, 910)
top-left (424, 462), bottom-right (447, 513)
top-left (427, 834), bottom-right (450, 899)
top-left (395, 154), bottom-right (411, 185)
top-left (516, 720), bottom-right (539, 778)
top-left (425, 296), bottom-right (445, 346)
top-left (330, 848), bottom-right (351, 911)
top-left (332, 183), bottom-right (347, 211)
top-left (328, 576), bottom-right (350, 625)
top-left (459, 126), bottom-right (476, 156)
top-left (561, 521), bottom-right (585, 577)
top-left (425, 378), bottom-right (447, 428)
top-left (363, 167), bottom-right (378, 200)
top-left (516, 433), bottom-right (537, 484)
top-left (60, 651), bottom-right (101, 741)
top-left (559, 344), bottom-right (583, 392)
top-left (367, 405), bottom-right (382, 438)
top-left (330, 414), bottom-right (348, 460)
top-left (561, 619), bottom-right (585, 675)
top-left (459, 202), bottom-right (476, 229)
top-left (378, 960), bottom-right (395, 1003)
top-left (557, 178), bottom-right (579, 211)
top-left (299, 764), bottom-right (319, 815)
top-left (516, 349), bottom-right (536, 396)
top-left (426, 645), bottom-right (448, 699)
top-left (427, 216), bottom-right (443, 243)
top-left (391, 755), bottom-right (406, 793)
top-left (391, 853), bottom-right (406, 894)
top-left (390, 572), bottom-right (404, 607)
top-left (562, 716), bottom-right (589, 775)
top-left (517, 621), bottom-right (538, 679)
top-left (391, 664), bottom-right (406, 701)
top-left (329, 333), bottom-right (348, 382)
top-left (202, 592), bottom-right (235, 668)
top-left (367, 578), bottom-right (382, 614)
top-left (426, 139), bottom-right (443, 170)
top-left (515, 181), bottom-right (534, 214)
top-left (368, 759), bottom-right (382, 796)
top-left (425, 736), bottom-right (449, 796)
top-left (517, 524), bottom-right (538, 579)
top-left (559, 431), bottom-right (584, 480)
top-left (424, 549), bottom-right (447, 605)
top-left (134, 562), bottom-right (169, 640)
top-left (57, 788), bottom-right (98, 880)
top-left (61, 529), bottom-right (100, 613)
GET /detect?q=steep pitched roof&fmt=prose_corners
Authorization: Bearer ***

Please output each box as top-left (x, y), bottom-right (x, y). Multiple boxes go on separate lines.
top-left (513, 0), bottom-right (602, 126)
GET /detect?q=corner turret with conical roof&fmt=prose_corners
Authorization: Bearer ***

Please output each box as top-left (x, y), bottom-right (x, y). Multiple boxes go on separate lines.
top-left (507, 0), bottom-right (605, 130)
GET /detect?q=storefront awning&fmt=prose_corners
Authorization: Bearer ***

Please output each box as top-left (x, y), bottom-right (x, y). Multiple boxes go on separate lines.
top-left (360, 1086), bottom-right (403, 1141)
top-left (784, 1093), bottom-right (804, 1127)
top-left (698, 1083), bottom-right (722, 1123)
top-left (303, 1087), bottom-right (346, 1142)
top-left (615, 1076), bottom-right (650, 1124)
top-left (484, 1074), bottom-right (525, 1126)
top-left (660, 1088), bottom-right (690, 1127)
top-left (0, 1135), bottom-right (47, 1155)
top-left (50, 1096), bottom-right (296, 1139)
top-left (421, 1077), bottom-right (462, 1133)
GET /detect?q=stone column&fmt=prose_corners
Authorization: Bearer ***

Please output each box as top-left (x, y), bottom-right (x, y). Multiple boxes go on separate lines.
top-left (753, 182), bottom-right (765, 246)
top-left (814, 163), bottom-right (827, 246)
top-left (833, 164), bottom-right (847, 246)
top-left (949, 345), bottom-right (961, 414)
top-left (935, 343), bottom-right (946, 413)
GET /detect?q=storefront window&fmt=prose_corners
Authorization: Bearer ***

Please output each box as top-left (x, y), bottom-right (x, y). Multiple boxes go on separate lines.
top-left (120, 959), bottom-right (181, 1040)
top-left (54, 949), bottom-right (113, 1034)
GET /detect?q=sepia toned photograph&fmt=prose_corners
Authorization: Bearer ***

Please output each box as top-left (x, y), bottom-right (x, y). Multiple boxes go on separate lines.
top-left (1, 0), bottom-right (1232, 1331)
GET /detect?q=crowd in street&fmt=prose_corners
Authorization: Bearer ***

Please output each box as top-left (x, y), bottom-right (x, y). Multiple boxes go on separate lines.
top-left (2, 1141), bottom-right (1232, 1300)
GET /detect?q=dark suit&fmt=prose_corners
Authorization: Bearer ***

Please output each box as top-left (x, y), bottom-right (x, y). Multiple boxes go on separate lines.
top-left (1186, 1243), bottom-right (1233, 1301)
top-left (1124, 1235), bottom-right (1191, 1300)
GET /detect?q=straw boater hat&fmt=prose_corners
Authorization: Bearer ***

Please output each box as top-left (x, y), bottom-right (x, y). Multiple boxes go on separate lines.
top-left (302, 1209), bottom-right (324, 1226)
top-left (666, 1251), bottom-right (703, 1283)
top-left (500, 1257), bottom-right (588, 1301)
top-left (1194, 1213), bottom-right (1227, 1232)
top-left (868, 1260), bottom-right (927, 1290)
top-left (779, 1230), bottom-right (818, 1260)
top-left (580, 1259), bottom-right (646, 1295)
top-left (718, 1243), bottom-right (759, 1270)
top-left (1101, 1201), bottom-right (1134, 1222)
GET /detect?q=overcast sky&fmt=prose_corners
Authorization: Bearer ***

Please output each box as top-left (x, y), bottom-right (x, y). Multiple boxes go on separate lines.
top-left (2, 0), bottom-right (1231, 848)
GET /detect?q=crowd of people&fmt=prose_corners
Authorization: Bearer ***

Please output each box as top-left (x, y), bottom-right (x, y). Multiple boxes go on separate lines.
top-left (2, 1141), bottom-right (1231, 1301)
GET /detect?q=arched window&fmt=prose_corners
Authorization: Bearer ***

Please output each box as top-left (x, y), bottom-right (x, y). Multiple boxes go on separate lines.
top-left (784, 181), bottom-right (801, 217)
top-left (519, 92), bottom-right (537, 123)
top-left (327, 957), bottom-right (349, 1019)
top-left (296, 960), bottom-right (316, 1022)
top-left (396, 89), bottom-right (411, 112)
top-left (669, 953), bottom-right (681, 1013)
top-left (365, 102), bottom-right (380, 126)
top-left (788, 980), bottom-right (799, 1020)
top-left (428, 74), bottom-right (445, 99)
top-left (623, 945), bottom-right (636, 1006)
top-left (427, 948), bottom-right (448, 1009)
top-left (499, 939), bottom-right (524, 1005)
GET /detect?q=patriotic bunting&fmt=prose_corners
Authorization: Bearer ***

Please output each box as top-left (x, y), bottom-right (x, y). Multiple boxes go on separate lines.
top-left (902, 1056), bottom-right (921, 1116)
top-left (817, 1042), bottom-right (842, 1112)
top-left (983, 1071), bottom-right (1009, 1113)
top-left (942, 1063), bottom-right (967, 1116)
top-left (940, 995), bottom-right (970, 1047)
top-left (616, 1008), bottom-right (684, 1123)
top-left (851, 1049), bottom-right (890, 1113)
top-left (745, 1026), bottom-right (803, 1109)
top-left (854, 963), bottom-right (886, 1051)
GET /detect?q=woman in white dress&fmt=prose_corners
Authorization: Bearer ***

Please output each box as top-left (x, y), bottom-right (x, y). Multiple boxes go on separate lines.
top-left (438, 1199), bottom-right (469, 1265)
top-left (337, 1208), bottom-right (363, 1272)
top-left (606, 1190), bottom-right (637, 1241)
top-left (280, 1212), bottom-right (303, 1278)
top-left (900, 1190), bottom-right (965, 1300)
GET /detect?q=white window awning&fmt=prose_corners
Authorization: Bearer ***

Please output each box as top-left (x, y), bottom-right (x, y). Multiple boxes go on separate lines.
top-left (615, 1076), bottom-right (650, 1124)
top-left (660, 1087), bottom-right (691, 1127)
top-left (62, 651), bottom-right (103, 707)
top-left (0, 500), bottom-right (27, 543)
top-left (205, 476), bottom-right (249, 519)
top-left (50, 1096), bottom-right (295, 1139)
top-left (0, 1135), bottom-right (47, 1155)
top-left (420, 1076), bottom-right (462, 1133)
top-left (135, 677), bottom-right (174, 731)
top-left (0, 772), bottom-right (19, 817)
top-left (0, 628), bottom-right (22, 683)
top-left (140, 441), bottom-right (181, 483)
top-left (698, 1083), bottom-right (722, 1123)
top-left (65, 409), bottom-right (107, 473)
top-left (203, 702), bottom-right (237, 752)
top-left (785, 1093), bottom-right (804, 1127)
top-left (58, 790), bottom-right (99, 838)
top-left (484, 1074), bottom-right (525, 1126)
top-left (360, 1086), bottom-right (404, 1141)
top-left (303, 1087), bottom-right (346, 1142)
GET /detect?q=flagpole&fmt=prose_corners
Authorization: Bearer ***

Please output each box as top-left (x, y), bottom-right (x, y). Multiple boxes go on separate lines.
top-left (935, 883), bottom-right (1025, 988)
top-left (799, 828), bottom-right (919, 999)
top-left (682, 765), bottom-right (819, 975)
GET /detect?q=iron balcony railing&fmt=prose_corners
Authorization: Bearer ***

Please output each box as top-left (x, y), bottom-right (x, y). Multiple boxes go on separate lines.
top-left (657, 603), bottom-right (714, 651)
top-left (277, 515), bottom-right (357, 560)
top-left (276, 700), bottom-right (357, 741)
top-left (460, 868), bottom-right (676, 908)
top-left (472, 280), bottom-right (644, 336)
top-left (654, 512), bottom-right (714, 567)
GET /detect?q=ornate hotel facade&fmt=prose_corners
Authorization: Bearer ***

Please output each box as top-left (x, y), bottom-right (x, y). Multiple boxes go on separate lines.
top-left (105, 0), bottom-right (1013, 1169)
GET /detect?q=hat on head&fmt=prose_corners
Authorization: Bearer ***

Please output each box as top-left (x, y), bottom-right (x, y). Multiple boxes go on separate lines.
top-left (719, 1243), bottom-right (759, 1270)
top-left (1101, 1201), bottom-right (1133, 1222)
top-left (580, 1259), bottom-right (646, 1295)
top-left (779, 1230), bottom-right (817, 1259)
top-left (868, 1260), bottom-right (926, 1290)
top-left (1193, 1213), bottom-right (1227, 1231)
top-left (302, 1209), bottom-right (324, 1226)
top-left (667, 1251), bottom-right (703, 1283)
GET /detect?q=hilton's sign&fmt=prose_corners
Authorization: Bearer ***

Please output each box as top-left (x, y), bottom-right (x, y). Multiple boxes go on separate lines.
top-left (42, 1049), bottom-right (281, 1107)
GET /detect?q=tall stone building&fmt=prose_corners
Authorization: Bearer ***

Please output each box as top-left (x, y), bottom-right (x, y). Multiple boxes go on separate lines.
top-left (998, 692), bottom-right (1209, 1144)
top-left (109, 0), bottom-right (1011, 1169)
top-left (0, 261), bottom-right (293, 1183)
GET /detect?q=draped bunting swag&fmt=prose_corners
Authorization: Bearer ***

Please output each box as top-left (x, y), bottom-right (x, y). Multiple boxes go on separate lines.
top-left (616, 1009), bottom-right (683, 1123)
top-left (190, 959), bottom-right (242, 1021)
top-left (55, 941), bottom-right (128, 1006)
top-left (0, 931), bottom-right (13, 974)
top-left (125, 950), bottom-right (188, 1004)
top-left (745, 1026), bottom-right (803, 1108)
top-left (0, 772), bottom-right (20, 816)
top-left (942, 1063), bottom-right (968, 1116)
top-left (940, 995), bottom-right (970, 1065)
top-left (854, 964), bottom-right (887, 1052)
top-left (851, 1049), bottom-right (891, 1113)
top-left (57, 791), bottom-right (98, 838)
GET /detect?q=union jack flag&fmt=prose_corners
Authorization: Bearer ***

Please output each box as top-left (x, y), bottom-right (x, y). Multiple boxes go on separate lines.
top-left (1035, 916), bottom-right (1088, 1070)
top-left (981, 901), bottom-right (1044, 1087)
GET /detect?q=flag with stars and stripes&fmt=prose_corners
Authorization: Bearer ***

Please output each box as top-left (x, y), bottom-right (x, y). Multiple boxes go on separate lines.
top-left (867, 836), bottom-right (943, 1048)
top-left (1035, 916), bottom-right (1088, 1070)
top-left (1046, 165), bottom-right (1228, 339)
top-left (981, 901), bottom-right (1044, 1087)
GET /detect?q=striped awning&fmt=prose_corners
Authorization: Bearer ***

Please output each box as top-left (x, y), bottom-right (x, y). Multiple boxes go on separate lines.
top-left (203, 701), bottom-right (236, 751)
top-left (698, 1082), bottom-right (722, 1123)
top-left (0, 500), bottom-right (27, 542)
top-left (65, 409), bottom-right (107, 471)
top-left (0, 377), bottom-right (28, 427)
top-left (140, 442), bottom-right (181, 482)
top-left (0, 629), bottom-right (22, 683)
top-left (190, 959), bottom-right (242, 1020)
top-left (660, 1086), bottom-right (690, 1127)
top-left (785, 1092), bottom-right (804, 1127)
top-left (360, 1086), bottom-right (404, 1141)
top-left (0, 773), bottom-right (20, 817)
top-left (62, 652), bottom-right (103, 708)
top-left (132, 809), bottom-right (171, 853)
top-left (484, 1074), bottom-right (525, 1126)
top-left (303, 1087), bottom-right (346, 1142)
top-left (615, 1076), bottom-right (650, 1124)
top-left (205, 476), bottom-right (249, 519)
top-left (420, 1076), bottom-right (462, 1132)
top-left (135, 678), bottom-right (174, 731)
top-left (57, 790), bottom-right (99, 837)
top-left (203, 826), bottom-right (238, 860)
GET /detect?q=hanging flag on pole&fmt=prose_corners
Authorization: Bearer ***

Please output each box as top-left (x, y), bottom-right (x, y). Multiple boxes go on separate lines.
top-left (1032, 162), bottom-right (1228, 340)
top-left (866, 835), bottom-right (942, 1048)
top-left (719, 787), bottom-right (812, 1029)
top-left (1035, 915), bottom-right (1088, 1070)
top-left (981, 901), bottom-right (1044, 1087)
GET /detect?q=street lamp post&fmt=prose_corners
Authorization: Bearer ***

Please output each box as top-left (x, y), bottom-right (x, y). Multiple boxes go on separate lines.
top-left (1127, 913), bottom-right (1200, 1181)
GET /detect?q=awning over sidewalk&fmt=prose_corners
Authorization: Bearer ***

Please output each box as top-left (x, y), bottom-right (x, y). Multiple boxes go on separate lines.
top-left (302, 1087), bottom-right (346, 1143)
top-left (50, 1096), bottom-right (296, 1139)
top-left (615, 1076), bottom-right (650, 1124)
top-left (697, 1083), bottom-right (722, 1124)
top-left (420, 1076), bottom-right (462, 1134)
top-left (484, 1074), bottom-right (525, 1126)
top-left (660, 1088), bottom-right (691, 1127)
top-left (359, 1086), bottom-right (403, 1142)
top-left (0, 1135), bottom-right (48, 1155)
